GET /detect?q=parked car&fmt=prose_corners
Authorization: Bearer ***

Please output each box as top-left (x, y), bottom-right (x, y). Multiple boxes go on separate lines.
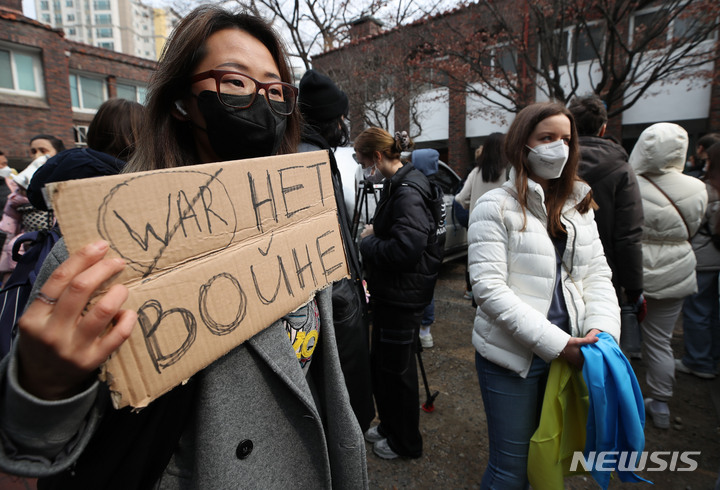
top-left (333, 146), bottom-right (468, 262)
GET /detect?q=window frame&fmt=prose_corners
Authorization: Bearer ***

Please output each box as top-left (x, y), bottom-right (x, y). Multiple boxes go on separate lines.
top-left (630, 5), bottom-right (718, 48)
top-left (69, 72), bottom-right (107, 111)
top-left (0, 42), bottom-right (45, 98)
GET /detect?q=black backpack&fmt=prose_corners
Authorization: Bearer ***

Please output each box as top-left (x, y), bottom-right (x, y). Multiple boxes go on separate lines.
top-left (0, 226), bottom-right (61, 357)
top-left (405, 180), bottom-right (447, 251)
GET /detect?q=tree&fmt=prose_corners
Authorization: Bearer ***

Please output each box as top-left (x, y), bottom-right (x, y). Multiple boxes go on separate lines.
top-left (407, 0), bottom-right (720, 119)
top-left (229, 0), bottom-right (454, 71)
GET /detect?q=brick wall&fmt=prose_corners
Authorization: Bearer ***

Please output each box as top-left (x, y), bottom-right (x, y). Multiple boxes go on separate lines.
top-left (0, 8), bottom-right (156, 165)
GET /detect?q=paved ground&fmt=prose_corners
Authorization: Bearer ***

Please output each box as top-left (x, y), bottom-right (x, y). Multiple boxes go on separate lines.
top-left (366, 257), bottom-right (720, 489)
top-left (2, 257), bottom-right (719, 489)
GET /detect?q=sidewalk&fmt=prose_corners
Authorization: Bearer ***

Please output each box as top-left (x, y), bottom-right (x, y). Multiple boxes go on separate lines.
top-left (366, 257), bottom-right (720, 488)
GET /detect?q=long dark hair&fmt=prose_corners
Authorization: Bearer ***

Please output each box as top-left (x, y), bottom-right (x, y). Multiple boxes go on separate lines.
top-left (477, 132), bottom-right (507, 183)
top-left (504, 102), bottom-right (593, 237)
top-left (87, 98), bottom-right (144, 161)
top-left (126, 5), bottom-right (300, 172)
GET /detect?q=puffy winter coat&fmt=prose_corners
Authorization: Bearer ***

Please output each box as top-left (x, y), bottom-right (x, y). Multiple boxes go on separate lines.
top-left (468, 172), bottom-right (620, 378)
top-left (629, 123), bottom-right (707, 299)
top-left (577, 136), bottom-right (644, 299)
top-left (360, 163), bottom-right (440, 309)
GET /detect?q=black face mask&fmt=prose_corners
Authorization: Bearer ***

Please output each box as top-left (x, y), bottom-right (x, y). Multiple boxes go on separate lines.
top-left (195, 91), bottom-right (287, 161)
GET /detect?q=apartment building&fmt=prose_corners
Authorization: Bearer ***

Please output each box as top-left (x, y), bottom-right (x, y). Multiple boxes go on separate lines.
top-left (33, 0), bottom-right (178, 59)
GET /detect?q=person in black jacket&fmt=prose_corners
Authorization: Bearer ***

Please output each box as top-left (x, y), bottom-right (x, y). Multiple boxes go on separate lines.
top-left (569, 96), bottom-right (645, 325)
top-left (297, 69), bottom-right (375, 434)
top-left (355, 127), bottom-right (441, 460)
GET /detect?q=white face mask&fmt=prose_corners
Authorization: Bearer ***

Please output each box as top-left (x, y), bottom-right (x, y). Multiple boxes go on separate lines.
top-left (526, 140), bottom-right (569, 180)
top-left (362, 164), bottom-right (384, 184)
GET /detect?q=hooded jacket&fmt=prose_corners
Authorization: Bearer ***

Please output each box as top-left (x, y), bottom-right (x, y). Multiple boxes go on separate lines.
top-left (27, 148), bottom-right (125, 211)
top-left (468, 172), bottom-right (620, 377)
top-left (577, 136), bottom-right (643, 299)
top-left (629, 123), bottom-right (707, 299)
top-left (360, 163), bottom-right (439, 308)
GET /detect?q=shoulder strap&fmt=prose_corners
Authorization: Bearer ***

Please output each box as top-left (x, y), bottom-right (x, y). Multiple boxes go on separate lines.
top-left (641, 175), bottom-right (691, 239)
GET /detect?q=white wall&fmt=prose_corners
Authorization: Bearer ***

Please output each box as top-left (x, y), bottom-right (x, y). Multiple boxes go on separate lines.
top-left (465, 82), bottom-right (513, 137)
top-left (622, 61), bottom-right (713, 124)
top-left (412, 87), bottom-right (448, 142)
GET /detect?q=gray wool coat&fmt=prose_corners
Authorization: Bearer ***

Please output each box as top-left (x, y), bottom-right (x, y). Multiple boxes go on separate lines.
top-left (0, 241), bottom-right (368, 489)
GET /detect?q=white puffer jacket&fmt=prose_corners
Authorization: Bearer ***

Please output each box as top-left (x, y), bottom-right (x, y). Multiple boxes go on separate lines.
top-left (468, 173), bottom-right (620, 378)
top-left (629, 123), bottom-right (708, 299)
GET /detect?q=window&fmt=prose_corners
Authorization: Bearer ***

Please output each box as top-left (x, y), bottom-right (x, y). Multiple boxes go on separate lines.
top-left (481, 44), bottom-right (518, 74)
top-left (95, 13), bottom-right (112, 25)
top-left (41, 13), bottom-right (51, 23)
top-left (52, 0), bottom-right (60, 9)
top-left (69, 73), bottom-right (106, 110)
top-left (630, 6), bottom-right (716, 48)
top-left (98, 41), bottom-right (114, 50)
top-left (54, 13), bottom-right (62, 24)
top-left (66, 0), bottom-right (73, 6)
top-left (0, 43), bottom-right (44, 97)
top-left (68, 27), bottom-right (76, 35)
top-left (74, 125), bottom-right (88, 146)
top-left (96, 27), bottom-right (113, 38)
top-left (93, 0), bottom-right (110, 9)
top-left (67, 13), bottom-right (75, 22)
top-left (117, 81), bottom-right (147, 103)
top-left (543, 23), bottom-right (604, 67)
top-left (495, 46), bottom-right (518, 73)
top-left (40, 1), bottom-right (49, 9)
top-left (570, 24), bottom-right (605, 61)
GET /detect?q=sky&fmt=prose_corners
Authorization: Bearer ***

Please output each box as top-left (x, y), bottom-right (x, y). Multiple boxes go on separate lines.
top-left (22, 0), bottom-right (35, 18)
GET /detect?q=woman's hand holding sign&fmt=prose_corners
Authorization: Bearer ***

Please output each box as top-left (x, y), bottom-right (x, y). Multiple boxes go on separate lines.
top-left (16, 240), bottom-right (137, 400)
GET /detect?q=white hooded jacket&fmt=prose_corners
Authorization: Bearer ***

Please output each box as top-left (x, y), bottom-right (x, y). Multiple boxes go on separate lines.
top-left (468, 172), bottom-right (620, 378)
top-left (629, 123), bottom-right (707, 299)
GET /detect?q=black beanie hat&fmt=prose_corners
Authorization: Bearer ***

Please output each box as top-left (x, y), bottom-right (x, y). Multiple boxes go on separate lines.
top-left (299, 69), bottom-right (349, 123)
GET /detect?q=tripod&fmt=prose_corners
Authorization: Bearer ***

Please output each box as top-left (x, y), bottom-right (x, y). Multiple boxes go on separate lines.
top-left (352, 180), bottom-right (381, 241)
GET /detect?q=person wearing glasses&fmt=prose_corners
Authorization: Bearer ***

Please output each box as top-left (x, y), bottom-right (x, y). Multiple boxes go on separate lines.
top-left (0, 6), bottom-right (368, 489)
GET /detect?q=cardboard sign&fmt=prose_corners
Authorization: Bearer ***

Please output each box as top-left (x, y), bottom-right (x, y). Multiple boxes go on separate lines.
top-left (49, 151), bottom-right (349, 409)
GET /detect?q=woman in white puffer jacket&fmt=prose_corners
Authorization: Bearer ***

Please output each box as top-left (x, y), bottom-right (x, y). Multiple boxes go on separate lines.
top-left (629, 122), bottom-right (707, 429)
top-left (468, 102), bottom-right (620, 489)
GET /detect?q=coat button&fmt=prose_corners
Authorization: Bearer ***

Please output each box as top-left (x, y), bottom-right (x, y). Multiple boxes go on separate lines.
top-left (236, 439), bottom-right (253, 460)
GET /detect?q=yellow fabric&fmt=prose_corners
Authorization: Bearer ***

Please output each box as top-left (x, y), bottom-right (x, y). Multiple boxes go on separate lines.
top-left (528, 358), bottom-right (589, 489)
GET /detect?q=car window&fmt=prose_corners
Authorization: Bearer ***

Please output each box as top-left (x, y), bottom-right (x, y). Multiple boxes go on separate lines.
top-left (431, 164), bottom-right (460, 195)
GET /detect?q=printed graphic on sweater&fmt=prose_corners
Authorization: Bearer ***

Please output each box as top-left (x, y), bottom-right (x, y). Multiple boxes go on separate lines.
top-left (284, 299), bottom-right (320, 371)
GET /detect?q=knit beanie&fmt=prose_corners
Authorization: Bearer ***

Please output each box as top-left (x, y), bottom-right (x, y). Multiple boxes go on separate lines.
top-left (299, 69), bottom-right (349, 123)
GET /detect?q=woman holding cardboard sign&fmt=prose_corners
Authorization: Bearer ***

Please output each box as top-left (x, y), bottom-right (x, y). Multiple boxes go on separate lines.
top-left (0, 6), bottom-right (367, 488)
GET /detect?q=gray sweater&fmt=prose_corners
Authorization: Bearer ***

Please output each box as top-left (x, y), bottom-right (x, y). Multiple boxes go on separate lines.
top-left (0, 241), bottom-right (368, 489)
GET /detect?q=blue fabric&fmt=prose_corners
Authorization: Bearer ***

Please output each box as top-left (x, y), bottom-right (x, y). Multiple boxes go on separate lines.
top-left (581, 333), bottom-right (650, 488)
top-left (421, 297), bottom-right (434, 326)
top-left (411, 149), bottom-right (439, 177)
top-left (681, 270), bottom-right (720, 374)
top-left (476, 353), bottom-right (550, 490)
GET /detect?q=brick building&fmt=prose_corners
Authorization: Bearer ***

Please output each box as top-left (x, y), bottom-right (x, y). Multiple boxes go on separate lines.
top-left (0, 0), bottom-right (156, 169)
top-left (313, 3), bottom-right (720, 175)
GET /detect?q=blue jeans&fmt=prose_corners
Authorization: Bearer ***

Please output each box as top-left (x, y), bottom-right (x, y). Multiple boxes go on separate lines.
top-left (682, 270), bottom-right (720, 374)
top-left (421, 297), bottom-right (435, 326)
top-left (476, 353), bottom-right (550, 490)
